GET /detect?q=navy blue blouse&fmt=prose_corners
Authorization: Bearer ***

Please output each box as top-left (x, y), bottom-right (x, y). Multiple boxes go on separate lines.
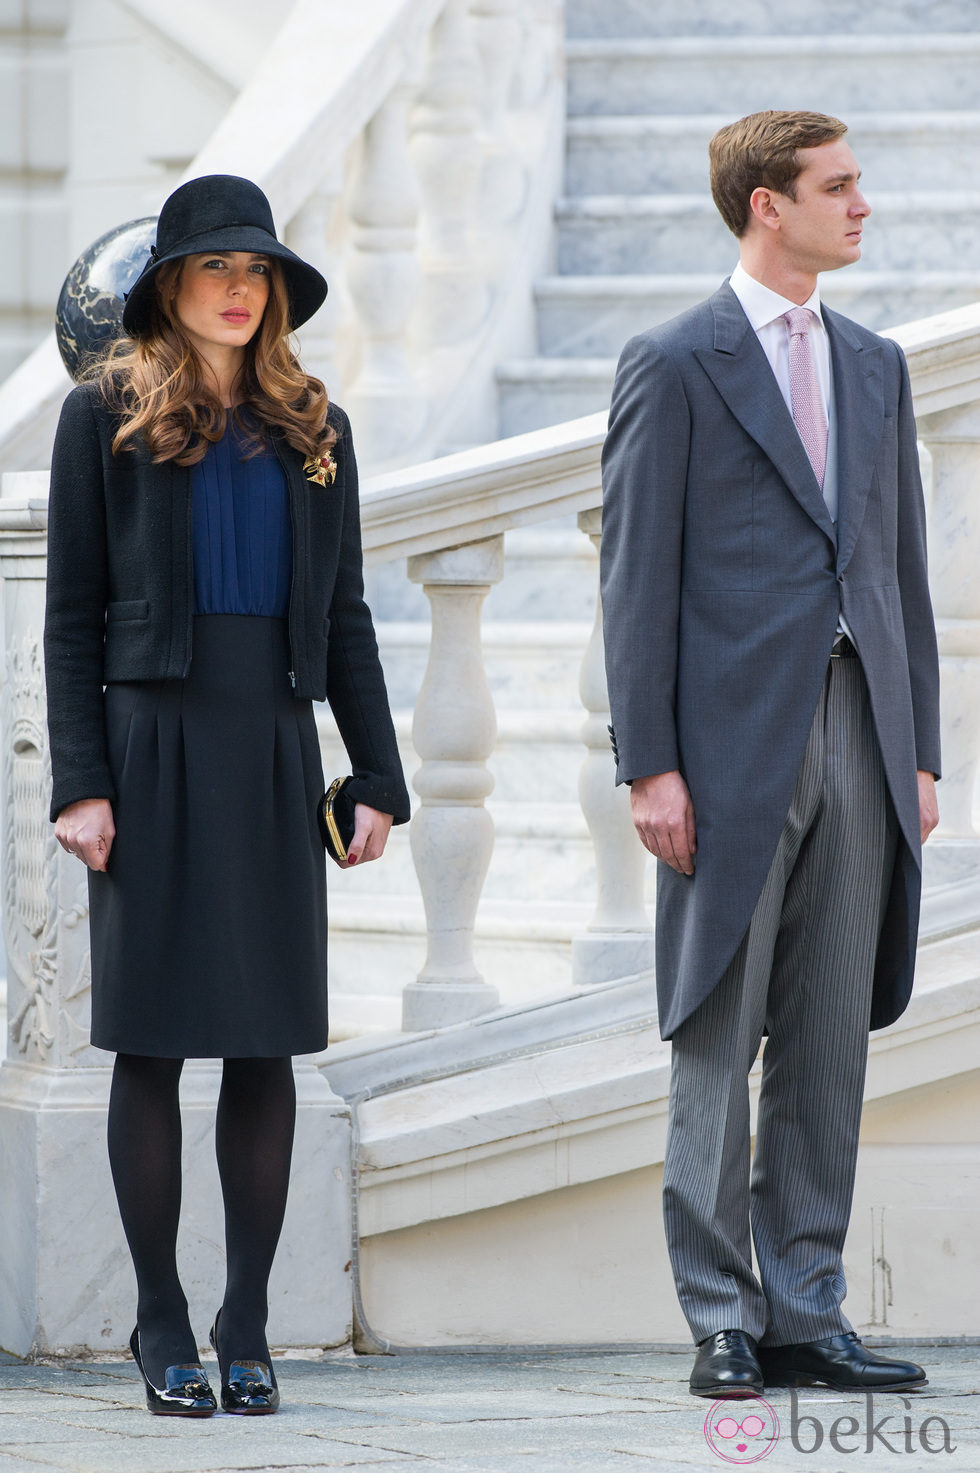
top-left (192, 421), bottom-right (292, 616)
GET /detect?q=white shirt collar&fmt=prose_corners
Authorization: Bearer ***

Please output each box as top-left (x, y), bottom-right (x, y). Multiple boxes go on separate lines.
top-left (729, 261), bottom-right (824, 333)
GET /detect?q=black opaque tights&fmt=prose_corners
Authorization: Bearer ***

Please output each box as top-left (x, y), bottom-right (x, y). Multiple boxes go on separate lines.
top-left (107, 1053), bottom-right (296, 1390)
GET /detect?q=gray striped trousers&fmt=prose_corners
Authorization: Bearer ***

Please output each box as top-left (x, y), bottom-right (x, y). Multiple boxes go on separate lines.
top-left (662, 652), bottom-right (898, 1347)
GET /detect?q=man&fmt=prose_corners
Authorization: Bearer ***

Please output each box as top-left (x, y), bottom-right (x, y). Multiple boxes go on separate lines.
top-left (600, 111), bottom-right (940, 1398)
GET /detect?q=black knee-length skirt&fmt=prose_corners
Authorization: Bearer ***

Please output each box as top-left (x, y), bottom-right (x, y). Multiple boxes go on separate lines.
top-left (88, 616), bottom-right (328, 1058)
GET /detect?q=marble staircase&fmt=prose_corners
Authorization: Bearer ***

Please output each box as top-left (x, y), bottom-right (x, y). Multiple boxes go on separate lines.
top-left (498, 0), bottom-right (980, 435)
top-left (334, 0), bottom-right (980, 1035)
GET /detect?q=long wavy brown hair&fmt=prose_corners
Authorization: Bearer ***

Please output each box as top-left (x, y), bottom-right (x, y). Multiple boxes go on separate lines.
top-left (93, 257), bottom-right (336, 464)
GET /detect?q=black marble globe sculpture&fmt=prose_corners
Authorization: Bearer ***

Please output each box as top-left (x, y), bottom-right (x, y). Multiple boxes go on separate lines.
top-left (55, 217), bottom-right (157, 382)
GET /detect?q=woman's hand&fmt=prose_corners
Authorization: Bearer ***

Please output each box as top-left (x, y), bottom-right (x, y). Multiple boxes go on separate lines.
top-left (336, 803), bottom-right (393, 869)
top-left (55, 798), bottom-right (115, 872)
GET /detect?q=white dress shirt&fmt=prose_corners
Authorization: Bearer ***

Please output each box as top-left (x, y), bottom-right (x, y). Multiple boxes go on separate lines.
top-left (728, 263), bottom-right (848, 639)
top-left (728, 262), bottom-right (839, 526)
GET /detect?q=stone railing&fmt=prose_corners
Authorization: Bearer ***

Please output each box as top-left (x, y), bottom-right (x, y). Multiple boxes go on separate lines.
top-left (0, 0), bottom-right (564, 475)
top-left (3, 301), bottom-right (979, 1049)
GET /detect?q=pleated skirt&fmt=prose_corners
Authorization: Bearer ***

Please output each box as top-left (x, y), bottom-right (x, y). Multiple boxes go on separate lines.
top-left (88, 616), bottom-right (327, 1057)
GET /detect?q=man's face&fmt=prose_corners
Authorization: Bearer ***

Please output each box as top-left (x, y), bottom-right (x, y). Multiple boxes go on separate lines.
top-left (768, 138), bottom-right (870, 274)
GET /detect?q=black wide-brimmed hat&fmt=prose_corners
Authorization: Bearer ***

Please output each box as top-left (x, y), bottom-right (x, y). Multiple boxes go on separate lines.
top-left (122, 174), bottom-right (327, 337)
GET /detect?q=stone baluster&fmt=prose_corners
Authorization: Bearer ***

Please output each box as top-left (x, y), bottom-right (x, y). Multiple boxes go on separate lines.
top-left (286, 170), bottom-right (348, 395)
top-left (402, 538), bottom-right (504, 1032)
top-left (410, 0), bottom-right (488, 348)
top-left (471, 0), bottom-right (526, 225)
top-left (515, 0), bottom-right (561, 110)
top-left (916, 404), bottom-right (980, 838)
top-left (571, 508), bottom-right (655, 986)
top-left (0, 498), bottom-right (83, 1075)
top-left (0, 498), bottom-right (125, 1357)
top-left (346, 79), bottom-right (425, 466)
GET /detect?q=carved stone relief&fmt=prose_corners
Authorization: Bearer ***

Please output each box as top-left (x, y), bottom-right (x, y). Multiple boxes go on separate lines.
top-left (0, 630), bottom-right (84, 1064)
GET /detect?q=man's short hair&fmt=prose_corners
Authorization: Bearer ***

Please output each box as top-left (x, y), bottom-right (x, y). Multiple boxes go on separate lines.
top-left (709, 110), bottom-right (848, 237)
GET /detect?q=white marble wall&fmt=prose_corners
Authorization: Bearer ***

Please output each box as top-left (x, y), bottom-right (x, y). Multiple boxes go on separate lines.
top-left (0, 1059), bottom-right (351, 1357)
top-left (0, 0), bottom-right (270, 393)
top-left (0, 0), bottom-right (71, 385)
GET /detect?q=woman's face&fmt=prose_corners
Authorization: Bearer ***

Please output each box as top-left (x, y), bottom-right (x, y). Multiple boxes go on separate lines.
top-left (170, 252), bottom-right (271, 356)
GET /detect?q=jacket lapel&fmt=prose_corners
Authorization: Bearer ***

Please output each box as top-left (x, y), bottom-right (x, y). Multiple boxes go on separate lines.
top-left (824, 306), bottom-right (884, 576)
top-left (694, 283), bottom-right (836, 547)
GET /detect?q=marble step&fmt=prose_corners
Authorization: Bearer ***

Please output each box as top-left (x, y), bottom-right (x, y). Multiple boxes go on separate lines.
top-left (327, 895), bottom-right (604, 1030)
top-left (534, 272), bottom-right (980, 357)
top-left (493, 524), bottom-right (598, 622)
top-left (555, 192), bottom-right (980, 276)
top-left (320, 706), bottom-right (595, 808)
top-left (364, 524), bottom-right (598, 625)
top-left (565, 35), bottom-right (980, 118)
top-left (565, 111), bottom-right (980, 197)
top-left (324, 799), bottom-right (629, 907)
top-left (324, 835), bottom-right (978, 1045)
top-left (369, 619), bottom-right (593, 711)
top-left (566, 0), bottom-right (980, 38)
top-left (497, 358), bottom-right (615, 439)
top-left (326, 849), bottom-right (980, 1043)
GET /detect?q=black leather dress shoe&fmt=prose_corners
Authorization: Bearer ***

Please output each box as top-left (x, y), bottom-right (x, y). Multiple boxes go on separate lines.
top-left (129, 1327), bottom-right (217, 1416)
top-left (759, 1333), bottom-right (927, 1390)
top-left (690, 1329), bottom-right (764, 1398)
top-left (209, 1312), bottom-right (280, 1415)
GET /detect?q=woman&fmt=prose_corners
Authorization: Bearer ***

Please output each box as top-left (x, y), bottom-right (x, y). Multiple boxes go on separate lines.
top-left (44, 175), bottom-right (410, 1417)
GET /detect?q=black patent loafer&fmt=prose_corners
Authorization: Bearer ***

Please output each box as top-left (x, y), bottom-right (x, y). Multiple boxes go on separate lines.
top-left (209, 1315), bottom-right (280, 1415)
top-left (130, 1327), bottom-right (216, 1416)
top-left (690, 1329), bottom-right (763, 1398)
top-left (759, 1333), bottom-right (927, 1391)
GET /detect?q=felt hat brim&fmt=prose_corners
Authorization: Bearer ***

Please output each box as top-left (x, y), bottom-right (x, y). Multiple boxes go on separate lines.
top-left (121, 224), bottom-right (327, 337)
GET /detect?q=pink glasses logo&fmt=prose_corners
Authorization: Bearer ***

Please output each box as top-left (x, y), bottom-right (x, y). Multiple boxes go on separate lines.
top-left (703, 1397), bottom-right (780, 1463)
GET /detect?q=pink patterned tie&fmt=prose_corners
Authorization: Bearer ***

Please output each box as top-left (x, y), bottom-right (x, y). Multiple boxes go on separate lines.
top-left (784, 307), bottom-right (828, 489)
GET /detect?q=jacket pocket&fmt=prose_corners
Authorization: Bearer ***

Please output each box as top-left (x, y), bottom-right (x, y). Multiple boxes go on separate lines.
top-left (106, 599), bottom-right (149, 623)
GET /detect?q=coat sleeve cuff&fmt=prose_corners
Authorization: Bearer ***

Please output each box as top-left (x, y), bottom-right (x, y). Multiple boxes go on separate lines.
top-left (343, 772), bottom-right (412, 825)
top-left (49, 773), bottom-right (116, 824)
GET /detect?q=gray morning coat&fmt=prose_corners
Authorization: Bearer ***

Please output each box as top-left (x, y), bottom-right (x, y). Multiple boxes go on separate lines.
top-left (600, 282), bottom-right (941, 1040)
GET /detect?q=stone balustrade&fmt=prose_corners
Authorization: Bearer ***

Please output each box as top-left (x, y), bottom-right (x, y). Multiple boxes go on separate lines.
top-left (0, 0), bottom-right (565, 476)
top-left (884, 306), bottom-right (980, 841)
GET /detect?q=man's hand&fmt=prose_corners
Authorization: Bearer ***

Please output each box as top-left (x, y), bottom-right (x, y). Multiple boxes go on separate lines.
top-left (917, 770), bottom-right (939, 846)
top-left (335, 803), bottom-right (393, 869)
top-left (630, 770), bottom-right (697, 875)
top-left (54, 798), bottom-right (115, 872)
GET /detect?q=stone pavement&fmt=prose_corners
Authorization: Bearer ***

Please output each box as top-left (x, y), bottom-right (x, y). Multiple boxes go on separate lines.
top-left (0, 1342), bottom-right (977, 1473)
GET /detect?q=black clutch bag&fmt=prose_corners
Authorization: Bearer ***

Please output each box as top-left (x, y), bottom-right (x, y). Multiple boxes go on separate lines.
top-left (317, 776), bottom-right (357, 862)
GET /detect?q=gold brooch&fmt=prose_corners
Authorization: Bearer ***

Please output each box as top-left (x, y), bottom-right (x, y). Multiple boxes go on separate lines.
top-left (304, 452), bottom-right (337, 486)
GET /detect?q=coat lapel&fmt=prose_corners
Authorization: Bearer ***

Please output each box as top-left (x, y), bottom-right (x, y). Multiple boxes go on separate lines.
top-left (694, 283), bottom-right (836, 546)
top-left (824, 306), bottom-right (884, 576)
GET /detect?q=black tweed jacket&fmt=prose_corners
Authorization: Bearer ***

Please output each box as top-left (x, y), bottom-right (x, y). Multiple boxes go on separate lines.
top-left (44, 382), bottom-right (410, 824)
